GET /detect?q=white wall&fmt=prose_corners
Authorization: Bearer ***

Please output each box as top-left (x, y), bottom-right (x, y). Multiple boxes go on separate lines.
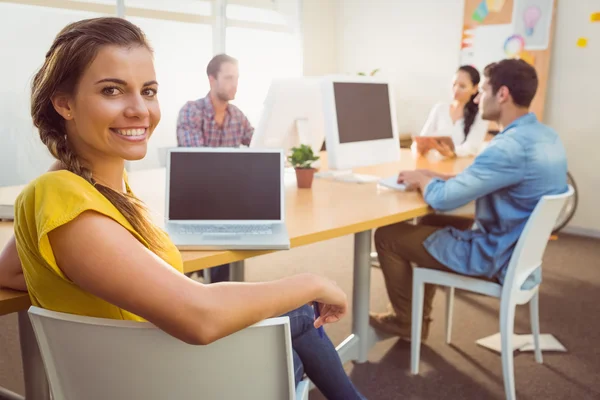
top-left (336, 0), bottom-right (464, 136)
top-left (302, 0), bottom-right (338, 76)
top-left (335, 0), bottom-right (600, 233)
top-left (545, 0), bottom-right (600, 234)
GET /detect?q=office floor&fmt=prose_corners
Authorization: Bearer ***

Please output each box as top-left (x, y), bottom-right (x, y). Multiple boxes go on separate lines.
top-left (0, 233), bottom-right (599, 399)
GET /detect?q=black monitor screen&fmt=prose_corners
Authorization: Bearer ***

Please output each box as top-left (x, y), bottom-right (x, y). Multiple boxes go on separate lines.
top-left (333, 82), bottom-right (394, 144)
top-left (168, 151), bottom-right (281, 221)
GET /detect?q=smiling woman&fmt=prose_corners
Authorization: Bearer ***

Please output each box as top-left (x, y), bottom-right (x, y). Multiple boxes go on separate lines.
top-left (6, 17), bottom-right (366, 400)
top-left (30, 18), bottom-right (164, 249)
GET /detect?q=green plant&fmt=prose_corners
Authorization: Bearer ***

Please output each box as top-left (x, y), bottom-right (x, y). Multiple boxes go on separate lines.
top-left (357, 68), bottom-right (380, 76)
top-left (288, 144), bottom-right (320, 169)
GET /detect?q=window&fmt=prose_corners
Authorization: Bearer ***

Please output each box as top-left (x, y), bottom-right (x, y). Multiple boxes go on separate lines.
top-left (124, 0), bottom-right (212, 16)
top-left (0, 3), bottom-right (109, 186)
top-left (226, 0), bottom-right (303, 125)
top-left (227, 27), bottom-right (302, 124)
top-left (126, 16), bottom-right (213, 170)
top-left (0, 0), bottom-right (303, 184)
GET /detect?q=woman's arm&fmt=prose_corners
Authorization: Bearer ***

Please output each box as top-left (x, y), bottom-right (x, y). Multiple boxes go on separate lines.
top-left (413, 104), bottom-right (442, 155)
top-left (49, 211), bottom-right (347, 345)
top-left (0, 161), bottom-right (64, 291)
top-left (0, 236), bottom-right (26, 291)
top-left (419, 104), bottom-right (441, 138)
top-left (454, 116), bottom-right (489, 157)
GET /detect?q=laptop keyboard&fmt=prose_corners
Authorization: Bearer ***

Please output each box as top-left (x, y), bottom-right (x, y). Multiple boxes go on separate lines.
top-left (176, 224), bottom-right (273, 235)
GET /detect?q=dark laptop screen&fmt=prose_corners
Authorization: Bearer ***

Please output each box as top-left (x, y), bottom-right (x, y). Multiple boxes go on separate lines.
top-left (333, 82), bottom-right (394, 144)
top-left (168, 151), bottom-right (281, 221)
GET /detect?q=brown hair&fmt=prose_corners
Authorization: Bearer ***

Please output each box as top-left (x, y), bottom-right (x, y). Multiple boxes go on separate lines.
top-left (31, 17), bottom-right (165, 252)
top-left (483, 59), bottom-right (538, 108)
top-left (206, 54), bottom-right (238, 79)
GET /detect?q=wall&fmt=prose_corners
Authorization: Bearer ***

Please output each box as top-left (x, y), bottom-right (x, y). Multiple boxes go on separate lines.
top-left (335, 0), bottom-right (600, 233)
top-left (336, 0), bottom-right (465, 136)
top-left (545, 0), bottom-right (600, 234)
top-left (301, 0), bottom-right (338, 76)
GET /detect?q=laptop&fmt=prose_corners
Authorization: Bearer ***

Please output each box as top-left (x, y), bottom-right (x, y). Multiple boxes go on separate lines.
top-left (164, 147), bottom-right (290, 251)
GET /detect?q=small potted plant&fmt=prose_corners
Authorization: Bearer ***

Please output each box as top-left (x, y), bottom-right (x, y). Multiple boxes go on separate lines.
top-left (357, 68), bottom-right (380, 76)
top-left (288, 144), bottom-right (320, 189)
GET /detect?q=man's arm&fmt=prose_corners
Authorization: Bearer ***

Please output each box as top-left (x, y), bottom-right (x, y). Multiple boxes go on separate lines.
top-left (176, 102), bottom-right (204, 147)
top-left (417, 169), bottom-right (455, 180)
top-left (423, 140), bottom-right (524, 211)
top-left (240, 113), bottom-right (254, 147)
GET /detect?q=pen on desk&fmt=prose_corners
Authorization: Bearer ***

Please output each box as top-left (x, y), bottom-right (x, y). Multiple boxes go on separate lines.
top-left (313, 302), bottom-right (325, 338)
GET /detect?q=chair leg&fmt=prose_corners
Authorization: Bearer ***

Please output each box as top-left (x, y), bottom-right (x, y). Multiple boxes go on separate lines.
top-left (411, 276), bottom-right (425, 375)
top-left (500, 300), bottom-right (517, 400)
top-left (530, 291), bottom-right (543, 364)
top-left (445, 287), bottom-right (455, 344)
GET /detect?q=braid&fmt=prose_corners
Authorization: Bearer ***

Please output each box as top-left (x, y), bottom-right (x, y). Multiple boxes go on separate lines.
top-left (44, 133), bottom-right (93, 182)
top-left (42, 132), bottom-right (165, 253)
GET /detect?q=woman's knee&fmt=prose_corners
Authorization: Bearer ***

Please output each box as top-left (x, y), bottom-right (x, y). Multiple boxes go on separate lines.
top-left (285, 304), bottom-right (316, 338)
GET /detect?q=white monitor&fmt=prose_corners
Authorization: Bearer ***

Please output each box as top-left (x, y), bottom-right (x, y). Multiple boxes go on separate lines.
top-left (321, 76), bottom-right (400, 172)
top-left (249, 77), bottom-right (326, 156)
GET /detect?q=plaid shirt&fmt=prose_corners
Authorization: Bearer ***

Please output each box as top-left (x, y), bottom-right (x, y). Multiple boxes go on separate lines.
top-left (176, 94), bottom-right (254, 147)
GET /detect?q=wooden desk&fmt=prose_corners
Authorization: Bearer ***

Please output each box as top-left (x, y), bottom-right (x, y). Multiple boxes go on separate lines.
top-left (0, 149), bottom-right (473, 315)
top-left (0, 149), bottom-right (473, 400)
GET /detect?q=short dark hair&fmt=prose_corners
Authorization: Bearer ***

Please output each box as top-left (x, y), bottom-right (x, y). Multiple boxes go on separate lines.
top-left (483, 59), bottom-right (538, 108)
top-left (206, 54), bottom-right (238, 78)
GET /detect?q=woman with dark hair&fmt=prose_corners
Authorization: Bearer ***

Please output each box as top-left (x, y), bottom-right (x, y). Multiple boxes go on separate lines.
top-left (414, 65), bottom-right (489, 158)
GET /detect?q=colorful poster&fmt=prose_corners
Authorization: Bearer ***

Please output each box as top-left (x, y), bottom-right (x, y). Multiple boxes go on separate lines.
top-left (460, 24), bottom-right (514, 72)
top-left (512, 0), bottom-right (554, 50)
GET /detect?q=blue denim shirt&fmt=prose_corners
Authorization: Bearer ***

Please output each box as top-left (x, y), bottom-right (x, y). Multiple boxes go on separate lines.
top-left (422, 113), bottom-right (568, 287)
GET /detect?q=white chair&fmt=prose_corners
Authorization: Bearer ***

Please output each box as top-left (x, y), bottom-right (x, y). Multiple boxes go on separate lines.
top-left (28, 307), bottom-right (309, 400)
top-left (410, 186), bottom-right (574, 400)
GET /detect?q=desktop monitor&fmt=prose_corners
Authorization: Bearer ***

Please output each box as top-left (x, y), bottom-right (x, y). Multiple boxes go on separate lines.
top-left (249, 77), bottom-right (326, 156)
top-left (321, 76), bottom-right (400, 171)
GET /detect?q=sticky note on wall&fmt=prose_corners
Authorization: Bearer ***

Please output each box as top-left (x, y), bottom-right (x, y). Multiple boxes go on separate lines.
top-left (576, 37), bottom-right (588, 48)
top-left (486, 0), bottom-right (506, 13)
top-left (591, 12), bottom-right (600, 22)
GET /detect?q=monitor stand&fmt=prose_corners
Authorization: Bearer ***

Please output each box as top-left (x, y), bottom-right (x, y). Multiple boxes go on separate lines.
top-left (315, 169), bottom-right (380, 184)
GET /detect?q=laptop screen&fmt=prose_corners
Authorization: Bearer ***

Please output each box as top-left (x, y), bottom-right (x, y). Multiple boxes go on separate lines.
top-left (168, 151), bottom-right (282, 221)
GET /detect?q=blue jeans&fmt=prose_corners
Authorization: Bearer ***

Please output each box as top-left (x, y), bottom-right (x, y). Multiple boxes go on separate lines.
top-left (283, 305), bottom-right (366, 400)
top-left (199, 264), bottom-right (230, 283)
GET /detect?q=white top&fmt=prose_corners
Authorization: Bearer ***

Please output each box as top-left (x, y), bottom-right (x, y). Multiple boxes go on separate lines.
top-left (417, 102), bottom-right (489, 157)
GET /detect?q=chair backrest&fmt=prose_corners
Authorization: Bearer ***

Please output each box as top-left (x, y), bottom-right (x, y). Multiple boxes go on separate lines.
top-left (28, 307), bottom-right (297, 400)
top-left (502, 186), bottom-right (575, 297)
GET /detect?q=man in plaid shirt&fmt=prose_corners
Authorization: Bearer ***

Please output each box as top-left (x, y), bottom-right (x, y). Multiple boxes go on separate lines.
top-left (176, 54), bottom-right (254, 283)
top-left (177, 54), bottom-right (254, 148)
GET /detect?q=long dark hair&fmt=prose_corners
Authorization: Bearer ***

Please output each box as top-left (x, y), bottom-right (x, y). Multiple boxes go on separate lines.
top-left (457, 65), bottom-right (481, 139)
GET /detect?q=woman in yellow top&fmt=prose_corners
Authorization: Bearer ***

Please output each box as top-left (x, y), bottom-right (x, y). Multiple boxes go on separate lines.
top-left (0, 17), bottom-right (365, 399)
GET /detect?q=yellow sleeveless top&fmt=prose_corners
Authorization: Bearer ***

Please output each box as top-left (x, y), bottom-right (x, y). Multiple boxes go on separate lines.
top-left (13, 170), bottom-right (183, 321)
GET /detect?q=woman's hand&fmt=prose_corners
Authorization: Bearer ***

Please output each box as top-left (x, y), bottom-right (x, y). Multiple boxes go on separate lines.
top-left (313, 277), bottom-right (348, 327)
top-left (414, 137), bottom-right (432, 156)
top-left (432, 140), bottom-right (456, 158)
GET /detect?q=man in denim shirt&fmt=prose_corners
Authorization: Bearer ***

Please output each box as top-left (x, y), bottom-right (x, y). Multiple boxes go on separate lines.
top-left (370, 59), bottom-right (568, 340)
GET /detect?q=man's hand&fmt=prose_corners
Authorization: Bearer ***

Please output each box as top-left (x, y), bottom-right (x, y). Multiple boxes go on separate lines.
top-left (397, 170), bottom-right (433, 191)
